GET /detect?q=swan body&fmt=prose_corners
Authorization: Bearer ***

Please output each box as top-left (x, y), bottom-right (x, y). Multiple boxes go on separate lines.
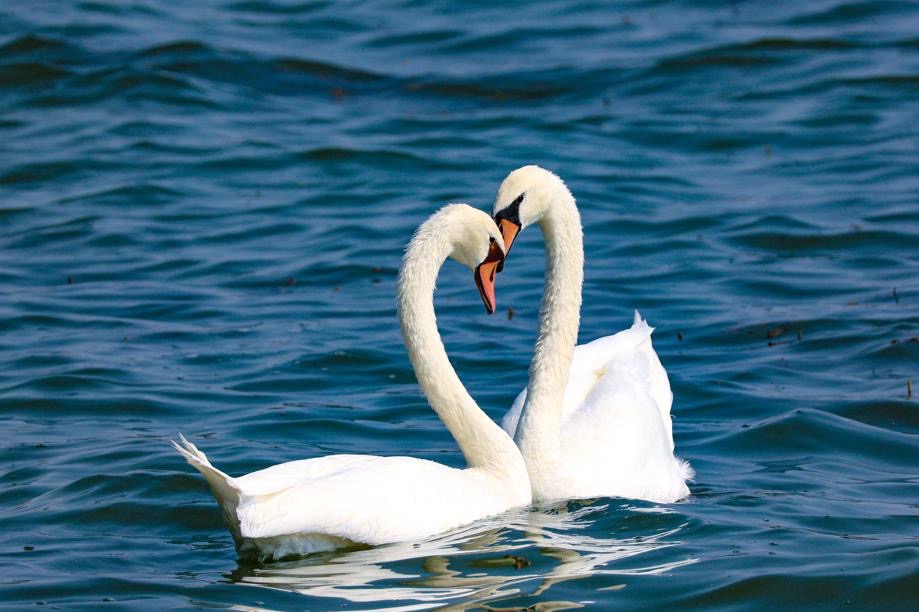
top-left (173, 438), bottom-right (528, 559)
top-left (500, 312), bottom-right (692, 503)
top-left (492, 166), bottom-right (692, 503)
top-left (174, 204), bottom-right (530, 560)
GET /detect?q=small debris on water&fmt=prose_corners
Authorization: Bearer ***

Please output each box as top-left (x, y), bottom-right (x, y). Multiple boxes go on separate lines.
top-left (893, 288), bottom-right (899, 304)
top-left (908, 379), bottom-right (912, 399)
top-left (767, 327), bottom-right (784, 339)
top-left (67, 275), bottom-right (73, 285)
top-left (504, 555), bottom-right (532, 569)
top-left (677, 332), bottom-right (683, 341)
top-left (796, 329), bottom-right (803, 341)
top-left (23, 545), bottom-right (33, 551)
top-left (507, 306), bottom-right (515, 320)
top-left (330, 86), bottom-right (346, 100)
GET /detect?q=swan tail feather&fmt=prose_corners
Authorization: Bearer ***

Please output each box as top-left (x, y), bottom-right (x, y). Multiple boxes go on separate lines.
top-left (172, 434), bottom-right (243, 540)
top-left (631, 310), bottom-right (655, 334)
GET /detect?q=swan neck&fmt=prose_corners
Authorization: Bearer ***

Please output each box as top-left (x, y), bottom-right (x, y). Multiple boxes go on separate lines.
top-left (397, 232), bottom-right (527, 481)
top-left (515, 189), bottom-right (584, 471)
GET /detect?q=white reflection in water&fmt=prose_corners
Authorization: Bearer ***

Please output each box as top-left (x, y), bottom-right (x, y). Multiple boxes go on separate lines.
top-left (229, 501), bottom-right (697, 610)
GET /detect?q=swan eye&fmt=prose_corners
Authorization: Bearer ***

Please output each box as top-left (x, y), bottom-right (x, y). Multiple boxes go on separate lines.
top-left (489, 236), bottom-right (496, 244)
top-left (496, 193), bottom-right (524, 225)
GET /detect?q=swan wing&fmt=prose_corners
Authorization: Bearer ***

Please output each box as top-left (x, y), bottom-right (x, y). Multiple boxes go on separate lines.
top-left (234, 455), bottom-right (512, 545)
top-left (502, 311), bottom-right (673, 444)
top-left (566, 311), bottom-right (674, 445)
top-left (561, 350), bottom-right (690, 502)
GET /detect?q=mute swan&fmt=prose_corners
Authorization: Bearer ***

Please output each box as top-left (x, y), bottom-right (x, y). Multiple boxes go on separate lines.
top-left (173, 204), bottom-right (531, 560)
top-left (491, 166), bottom-right (693, 503)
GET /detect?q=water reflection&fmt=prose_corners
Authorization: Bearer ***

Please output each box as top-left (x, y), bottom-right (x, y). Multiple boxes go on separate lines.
top-left (228, 500), bottom-right (697, 610)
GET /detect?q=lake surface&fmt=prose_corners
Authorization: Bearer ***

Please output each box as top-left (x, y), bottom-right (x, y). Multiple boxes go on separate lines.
top-left (2, 0), bottom-right (917, 609)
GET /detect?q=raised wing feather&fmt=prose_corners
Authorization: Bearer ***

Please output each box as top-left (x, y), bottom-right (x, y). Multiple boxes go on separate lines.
top-left (502, 311), bottom-right (673, 444)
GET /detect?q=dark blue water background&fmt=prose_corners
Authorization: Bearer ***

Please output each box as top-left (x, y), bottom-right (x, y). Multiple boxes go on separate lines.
top-left (2, 1), bottom-right (918, 609)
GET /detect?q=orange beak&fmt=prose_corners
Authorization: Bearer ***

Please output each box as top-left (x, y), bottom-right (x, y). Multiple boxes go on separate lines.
top-left (474, 241), bottom-right (504, 314)
top-left (495, 218), bottom-right (521, 273)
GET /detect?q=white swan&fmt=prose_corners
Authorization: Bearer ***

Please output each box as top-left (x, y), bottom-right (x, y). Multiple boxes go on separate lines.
top-left (173, 204), bottom-right (531, 560)
top-left (491, 165), bottom-right (693, 504)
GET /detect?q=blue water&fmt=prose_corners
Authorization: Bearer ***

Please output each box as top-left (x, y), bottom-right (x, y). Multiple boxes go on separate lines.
top-left (2, 1), bottom-right (918, 609)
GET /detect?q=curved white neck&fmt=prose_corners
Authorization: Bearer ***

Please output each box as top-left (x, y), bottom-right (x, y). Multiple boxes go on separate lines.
top-left (397, 228), bottom-right (528, 481)
top-left (514, 188), bottom-right (583, 489)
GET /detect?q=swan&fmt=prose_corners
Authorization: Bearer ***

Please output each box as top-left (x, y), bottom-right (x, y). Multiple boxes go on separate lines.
top-left (173, 204), bottom-right (531, 560)
top-left (491, 165), bottom-right (693, 504)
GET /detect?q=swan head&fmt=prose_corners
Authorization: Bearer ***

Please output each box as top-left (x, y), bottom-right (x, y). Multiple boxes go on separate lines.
top-left (491, 165), bottom-right (569, 266)
top-left (424, 204), bottom-right (506, 314)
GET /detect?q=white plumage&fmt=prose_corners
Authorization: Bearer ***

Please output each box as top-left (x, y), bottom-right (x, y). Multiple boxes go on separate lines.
top-left (174, 204), bottom-right (531, 560)
top-left (173, 436), bottom-right (527, 559)
top-left (492, 166), bottom-right (693, 503)
top-left (501, 312), bottom-right (693, 504)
